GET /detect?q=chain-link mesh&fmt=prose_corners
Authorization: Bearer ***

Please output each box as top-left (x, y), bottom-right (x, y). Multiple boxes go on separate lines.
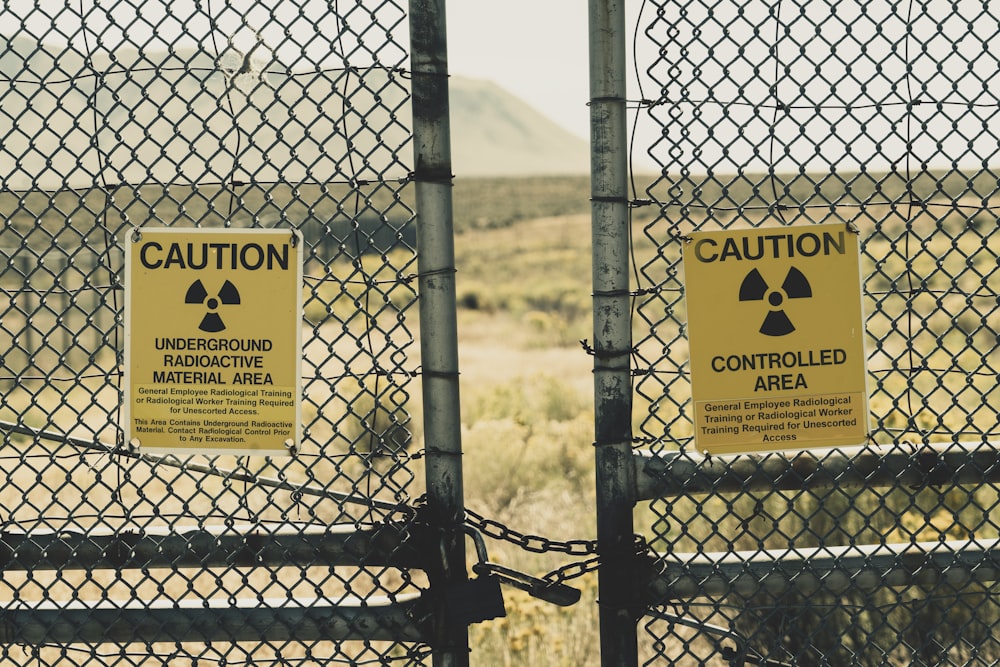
top-left (1, 1), bottom-right (431, 663)
top-left (633, 0), bottom-right (1000, 664)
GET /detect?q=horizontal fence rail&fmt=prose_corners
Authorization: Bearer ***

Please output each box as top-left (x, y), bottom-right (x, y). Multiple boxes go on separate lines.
top-left (634, 441), bottom-right (1000, 499)
top-left (0, 523), bottom-right (420, 571)
top-left (0, 596), bottom-right (429, 645)
top-left (649, 538), bottom-right (1000, 600)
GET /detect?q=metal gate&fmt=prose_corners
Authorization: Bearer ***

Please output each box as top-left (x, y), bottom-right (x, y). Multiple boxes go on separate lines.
top-left (0, 1), bottom-right (458, 664)
top-left (621, 0), bottom-right (1000, 664)
top-left (6, 0), bottom-right (1000, 664)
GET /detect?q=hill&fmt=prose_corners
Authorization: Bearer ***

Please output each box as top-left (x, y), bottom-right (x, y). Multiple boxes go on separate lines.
top-left (0, 36), bottom-right (587, 188)
top-left (449, 77), bottom-right (588, 176)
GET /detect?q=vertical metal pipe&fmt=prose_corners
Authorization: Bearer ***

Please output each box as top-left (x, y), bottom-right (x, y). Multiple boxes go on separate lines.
top-left (590, 0), bottom-right (639, 666)
top-left (408, 1), bottom-right (468, 665)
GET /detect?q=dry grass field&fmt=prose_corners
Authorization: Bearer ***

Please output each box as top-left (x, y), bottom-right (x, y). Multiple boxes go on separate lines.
top-left (444, 172), bottom-right (999, 665)
top-left (1, 171), bottom-right (997, 664)
top-left (451, 212), bottom-right (602, 665)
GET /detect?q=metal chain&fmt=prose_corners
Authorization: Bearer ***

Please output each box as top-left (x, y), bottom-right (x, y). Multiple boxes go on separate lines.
top-left (542, 555), bottom-right (602, 585)
top-left (464, 508), bottom-right (655, 589)
top-left (545, 533), bottom-right (652, 584)
top-left (464, 507), bottom-right (599, 556)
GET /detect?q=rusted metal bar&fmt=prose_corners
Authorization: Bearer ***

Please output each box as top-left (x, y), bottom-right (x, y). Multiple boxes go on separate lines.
top-left (408, 0), bottom-right (468, 664)
top-left (634, 441), bottom-right (1000, 500)
top-left (647, 538), bottom-right (1000, 600)
top-left (590, 0), bottom-right (639, 665)
top-left (0, 595), bottom-right (428, 644)
top-left (0, 522), bottom-right (420, 571)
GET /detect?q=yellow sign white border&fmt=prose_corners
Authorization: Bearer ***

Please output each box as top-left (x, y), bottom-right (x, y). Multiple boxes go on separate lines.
top-left (124, 227), bottom-right (303, 456)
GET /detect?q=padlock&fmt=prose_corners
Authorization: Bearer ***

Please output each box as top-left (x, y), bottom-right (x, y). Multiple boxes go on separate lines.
top-left (474, 561), bottom-right (582, 607)
top-left (439, 528), bottom-right (507, 626)
top-left (461, 525), bottom-right (582, 607)
top-left (444, 572), bottom-right (507, 625)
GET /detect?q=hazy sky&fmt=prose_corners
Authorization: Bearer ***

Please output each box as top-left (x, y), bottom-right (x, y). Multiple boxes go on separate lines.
top-left (4, 0), bottom-right (628, 144)
top-left (6, 0), bottom-right (979, 174)
top-left (446, 1), bottom-right (593, 141)
top-left (446, 0), bottom-right (990, 175)
top-left (446, 1), bottom-right (664, 173)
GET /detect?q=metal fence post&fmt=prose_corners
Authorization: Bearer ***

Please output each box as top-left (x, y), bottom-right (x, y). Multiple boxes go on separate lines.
top-left (590, 0), bottom-right (639, 665)
top-left (409, 1), bottom-right (469, 665)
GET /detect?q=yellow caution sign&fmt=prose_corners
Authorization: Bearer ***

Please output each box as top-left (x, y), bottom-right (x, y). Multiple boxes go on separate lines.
top-left (124, 228), bottom-right (303, 456)
top-left (683, 222), bottom-right (868, 455)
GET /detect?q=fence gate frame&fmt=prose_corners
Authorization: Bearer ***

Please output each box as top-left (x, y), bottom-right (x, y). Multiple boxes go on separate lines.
top-left (0, 0), bottom-right (469, 664)
top-left (589, 0), bottom-right (1000, 665)
top-left (5, 0), bottom-right (1000, 664)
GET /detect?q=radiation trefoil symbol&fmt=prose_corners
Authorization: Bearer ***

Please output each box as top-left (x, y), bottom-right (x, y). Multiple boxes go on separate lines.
top-left (185, 279), bottom-right (241, 332)
top-left (739, 267), bottom-right (812, 336)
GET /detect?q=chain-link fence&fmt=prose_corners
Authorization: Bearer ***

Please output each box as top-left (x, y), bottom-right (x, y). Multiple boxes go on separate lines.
top-left (7, 0), bottom-right (1000, 664)
top-left (632, 0), bottom-right (1000, 664)
top-left (0, 1), bottom-right (440, 663)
